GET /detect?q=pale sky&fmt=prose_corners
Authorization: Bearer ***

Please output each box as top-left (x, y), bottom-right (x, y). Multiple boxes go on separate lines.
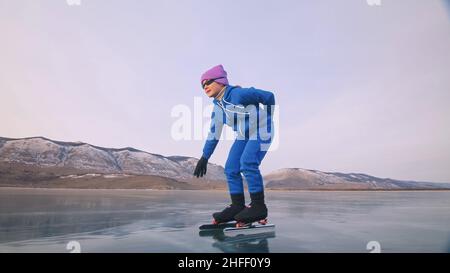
top-left (1, 0), bottom-right (450, 183)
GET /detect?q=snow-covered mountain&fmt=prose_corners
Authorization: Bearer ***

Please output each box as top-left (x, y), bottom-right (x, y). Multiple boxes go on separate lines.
top-left (1, 137), bottom-right (449, 190)
top-left (0, 136), bottom-right (225, 182)
top-left (264, 168), bottom-right (450, 190)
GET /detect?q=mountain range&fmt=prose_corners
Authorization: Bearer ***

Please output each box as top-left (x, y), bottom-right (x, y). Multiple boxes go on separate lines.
top-left (1, 136), bottom-right (449, 190)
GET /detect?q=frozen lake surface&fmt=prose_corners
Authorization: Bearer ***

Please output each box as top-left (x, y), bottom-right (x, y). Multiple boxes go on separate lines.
top-left (0, 188), bottom-right (449, 253)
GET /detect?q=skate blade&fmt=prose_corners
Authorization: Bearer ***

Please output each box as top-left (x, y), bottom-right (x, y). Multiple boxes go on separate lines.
top-left (199, 222), bottom-right (236, 230)
top-left (217, 231), bottom-right (276, 244)
top-left (223, 224), bottom-right (275, 236)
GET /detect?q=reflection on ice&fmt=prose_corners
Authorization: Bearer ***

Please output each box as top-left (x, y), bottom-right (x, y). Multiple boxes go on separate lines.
top-left (0, 189), bottom-right (449, 253)
top-left (200, 228), bottom-right (276, 253)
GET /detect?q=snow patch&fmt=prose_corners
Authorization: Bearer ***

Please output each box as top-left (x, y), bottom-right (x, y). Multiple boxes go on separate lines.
top-left (60, 173), bottom-right (132, 179)
top-left (103, 174), bottom-right (132, 179)
top-left (60, 174), bottom-right (102, 179)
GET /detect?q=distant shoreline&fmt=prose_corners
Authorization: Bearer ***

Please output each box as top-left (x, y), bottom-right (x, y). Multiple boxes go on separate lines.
top-left (1, 187), bottom-right (450, 192)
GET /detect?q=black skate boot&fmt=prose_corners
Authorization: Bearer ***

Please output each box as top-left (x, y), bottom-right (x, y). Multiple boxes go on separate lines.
top-left (212, 193), bottom-right (245, 224)
top-left (234, 191), bottom-right (268, 226)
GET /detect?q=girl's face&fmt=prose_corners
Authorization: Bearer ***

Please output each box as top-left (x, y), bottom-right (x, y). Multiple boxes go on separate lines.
top-left (202, 80), bottom-right (224, 98)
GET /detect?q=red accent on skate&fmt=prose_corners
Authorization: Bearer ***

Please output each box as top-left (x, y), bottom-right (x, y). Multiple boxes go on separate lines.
top-left (258, 219), bottom-right (268, 225)
top-left (236, 222), bottom-right (249, 228)
top-left (212, 219), bottom-right (219, 225)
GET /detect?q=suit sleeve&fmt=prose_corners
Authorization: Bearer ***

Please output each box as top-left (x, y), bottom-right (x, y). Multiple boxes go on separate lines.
top-left (238, 87), bottom-right (275, 106)
top-left (202, 105), bottom-right (224, 160)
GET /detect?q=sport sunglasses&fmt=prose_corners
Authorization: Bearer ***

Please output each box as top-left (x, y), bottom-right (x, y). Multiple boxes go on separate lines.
top-left (202, 77), bottom-right (225, 89)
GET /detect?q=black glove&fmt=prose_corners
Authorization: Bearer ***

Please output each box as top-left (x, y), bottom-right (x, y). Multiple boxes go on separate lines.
top-left (193, 156), bottom-right (208, 178)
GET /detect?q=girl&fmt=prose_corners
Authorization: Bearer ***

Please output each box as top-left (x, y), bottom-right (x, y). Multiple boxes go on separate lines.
top-left (193, 64), bottom-right (276, 226)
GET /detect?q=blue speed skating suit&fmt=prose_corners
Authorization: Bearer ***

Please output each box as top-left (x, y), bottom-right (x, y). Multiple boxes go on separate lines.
top-left (202, 85), bottom-right (275, 194)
